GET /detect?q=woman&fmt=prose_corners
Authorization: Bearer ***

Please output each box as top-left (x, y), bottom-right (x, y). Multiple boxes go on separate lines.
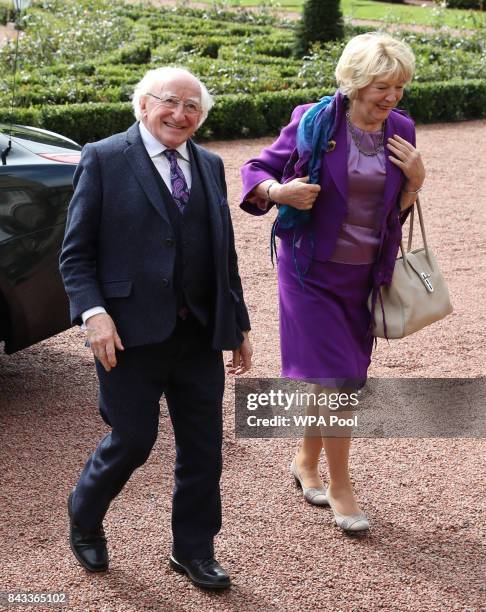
top-left (240, 33), bottom-right (425, 531)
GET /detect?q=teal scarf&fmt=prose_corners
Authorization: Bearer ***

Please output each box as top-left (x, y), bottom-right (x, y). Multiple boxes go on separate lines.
top-left (271, 92), bottom-right (339, 280)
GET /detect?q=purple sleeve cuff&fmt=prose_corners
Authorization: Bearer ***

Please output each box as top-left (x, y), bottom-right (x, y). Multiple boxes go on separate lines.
top-left (240, 175), bottom-right (275, 216)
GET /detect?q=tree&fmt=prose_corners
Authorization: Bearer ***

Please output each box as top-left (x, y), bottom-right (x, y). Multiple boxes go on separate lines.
top-left (295, 0), bottom-right (345, 57)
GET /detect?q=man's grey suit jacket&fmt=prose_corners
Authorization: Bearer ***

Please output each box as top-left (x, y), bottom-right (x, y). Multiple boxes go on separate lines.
top-left (60, 122), bottom-right (250, 351)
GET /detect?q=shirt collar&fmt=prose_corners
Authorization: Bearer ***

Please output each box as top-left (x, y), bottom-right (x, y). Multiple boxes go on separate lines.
top-left (138, 121), bottom-right (189, 162)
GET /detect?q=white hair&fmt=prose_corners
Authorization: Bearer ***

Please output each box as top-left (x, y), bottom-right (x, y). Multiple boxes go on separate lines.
top-left (132, 67), bottom-right (214, 127)
top-left (335, 33), bottom-right (415, 100)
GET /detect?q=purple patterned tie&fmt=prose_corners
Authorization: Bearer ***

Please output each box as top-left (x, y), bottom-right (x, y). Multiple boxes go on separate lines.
top-left (163, 149), bottom-right (190, 213)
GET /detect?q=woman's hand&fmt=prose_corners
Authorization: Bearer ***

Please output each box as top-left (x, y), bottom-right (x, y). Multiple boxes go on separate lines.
top-left (271, 176), bottom-right (321, 210)
top-left (386, 135), bottom-right (425, 191)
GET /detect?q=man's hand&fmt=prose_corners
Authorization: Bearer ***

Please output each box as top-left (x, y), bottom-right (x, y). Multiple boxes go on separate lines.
top-left (227, 331), bottom-right (252, 375)
top-left (86, 313), bottom-right (124, 372)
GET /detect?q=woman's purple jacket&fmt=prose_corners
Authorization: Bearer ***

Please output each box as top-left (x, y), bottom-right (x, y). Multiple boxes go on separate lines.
top-left (239, 91), bottom-right (415, 289)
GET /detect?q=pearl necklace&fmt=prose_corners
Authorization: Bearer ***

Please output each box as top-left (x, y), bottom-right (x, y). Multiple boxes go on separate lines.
top-left (345, 111), bottom-right (385, 157)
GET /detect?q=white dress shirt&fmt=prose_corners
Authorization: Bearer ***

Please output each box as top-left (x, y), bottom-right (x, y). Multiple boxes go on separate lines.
top-left (81, 121), bottom-right (192, 325)
top-left (138, 120), bottom-right (192, 190)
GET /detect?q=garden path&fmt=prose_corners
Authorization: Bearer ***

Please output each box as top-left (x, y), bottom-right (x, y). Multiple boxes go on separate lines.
top-left (0, 22), bottom-right (15, 46)
top-left (0, 119), bottom-right (484, 611)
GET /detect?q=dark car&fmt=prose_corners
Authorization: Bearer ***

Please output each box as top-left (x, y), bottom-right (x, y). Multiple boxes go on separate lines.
top-left (0, 124), bottom-right (81, 353)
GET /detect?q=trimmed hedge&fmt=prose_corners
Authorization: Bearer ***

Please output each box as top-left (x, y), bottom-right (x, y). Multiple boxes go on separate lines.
top-left (4, 26), bottom-right (484, 106)
top-left (0, 103), bottom-right (133, 143)
top-left (0, 0), bottom-right (12, 25)
top-left (1, 80), bottom-right (484, 145)
top-left (103, 22), bottom-right (153, 65)
top-left (1, 2), bottom-right (485, 143)
top-left (403, 79), bottom-right (486, 120)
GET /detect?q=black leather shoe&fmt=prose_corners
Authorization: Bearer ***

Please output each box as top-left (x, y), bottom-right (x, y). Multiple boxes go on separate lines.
top-left (169, 555), bottom-right (231, 590)
top-left (68, 492), bottom-right (108, 572)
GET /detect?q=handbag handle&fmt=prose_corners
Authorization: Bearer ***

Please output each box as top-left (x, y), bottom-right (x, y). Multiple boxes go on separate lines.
top-left (407, 206), bottom-right (414, 252)
top-left (399, 197), bottom-right (432, 268)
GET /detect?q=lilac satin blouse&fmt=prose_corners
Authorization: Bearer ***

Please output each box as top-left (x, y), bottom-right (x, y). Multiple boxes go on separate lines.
top-left (328, 123), bottom-right (386, 265)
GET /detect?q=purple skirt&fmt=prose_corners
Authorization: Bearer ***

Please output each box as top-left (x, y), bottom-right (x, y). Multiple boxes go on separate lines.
top-left (277, 242), bottom-right (374, 386)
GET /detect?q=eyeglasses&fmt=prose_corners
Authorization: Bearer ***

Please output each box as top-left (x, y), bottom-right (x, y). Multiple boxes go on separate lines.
top-left (146, 93), bottom-right (202, 115)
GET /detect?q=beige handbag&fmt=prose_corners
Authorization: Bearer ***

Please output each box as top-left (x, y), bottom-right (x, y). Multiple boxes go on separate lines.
top-left (368, 198), bottom-right (453, 339)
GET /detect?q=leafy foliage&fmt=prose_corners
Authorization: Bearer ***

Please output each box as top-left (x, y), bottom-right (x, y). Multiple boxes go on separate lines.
top-left (1, 0), bottom-right (132, 70)
top-left (445, 0), bottom-right (485, 9)
top-left (295, 0), bottom-right (345, 57)
top-left (0, 0), bottom-right (13, 25)
top-left (0, 0), bottom-right (485, 142)
top-left (1, 79), bottom-right (485, 145)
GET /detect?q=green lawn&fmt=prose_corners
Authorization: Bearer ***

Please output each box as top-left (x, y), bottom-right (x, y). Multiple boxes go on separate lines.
top-left (203, 0), bottom-right (486, 29)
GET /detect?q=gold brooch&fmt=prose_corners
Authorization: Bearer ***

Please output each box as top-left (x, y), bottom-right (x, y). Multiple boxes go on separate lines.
top-left (327, 140), bottom-right (336, 152)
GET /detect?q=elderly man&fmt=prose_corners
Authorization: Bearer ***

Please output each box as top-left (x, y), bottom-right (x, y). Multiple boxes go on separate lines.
top-left (60, 67), bottom-right (252, 590)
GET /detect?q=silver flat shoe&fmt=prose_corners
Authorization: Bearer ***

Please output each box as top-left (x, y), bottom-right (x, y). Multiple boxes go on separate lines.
top-left (290, 458), bottom-right (329, 507)
top-left (327, 493), bottom-right (370, 532)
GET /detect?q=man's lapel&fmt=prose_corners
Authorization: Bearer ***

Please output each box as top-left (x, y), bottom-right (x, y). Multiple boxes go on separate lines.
top-left (188, 140), bottom-right (224, 253)
top-left (123, 122), bottom-right (171, 226)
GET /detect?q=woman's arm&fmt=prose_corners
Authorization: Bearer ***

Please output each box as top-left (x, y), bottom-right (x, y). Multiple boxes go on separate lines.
top-left (399, 181), bottom-right (423, 211)
top-left (252, 176), bottom-right (321, 211)
top-left (240, 104), bottom-right (311, 215)
top-left (241, 104), bottom-right (323, 214)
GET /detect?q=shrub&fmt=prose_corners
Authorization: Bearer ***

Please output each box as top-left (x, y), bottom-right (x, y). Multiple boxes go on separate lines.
top-left (1, 3), bottom-right (485, 142)
top-left (295, 0), bottom-right (345, 57)
top-left (402, 79), bottom-right (486, 120)
top-left (297, 41), bottom-right (346, 89)
top-left (0, 0), bottom-right (13, 25)
top-left (0, 106), bottom-right (41, 126)
top-left (445, 0), bottom-right (484, 9)
top-left (1, 80), bottom-right (484, 145)
top-left (0, 0), bottom-right (133, 71)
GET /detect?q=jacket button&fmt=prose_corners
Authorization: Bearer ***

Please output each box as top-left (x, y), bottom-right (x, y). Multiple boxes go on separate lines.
top-left (162, 278), bottom-right (169, 287)
top-left (165, 238), bottom-right (174, 247)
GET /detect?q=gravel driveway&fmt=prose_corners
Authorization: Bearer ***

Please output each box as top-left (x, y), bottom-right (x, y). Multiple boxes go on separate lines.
top-left (1, 119), bottom-right (485, 611)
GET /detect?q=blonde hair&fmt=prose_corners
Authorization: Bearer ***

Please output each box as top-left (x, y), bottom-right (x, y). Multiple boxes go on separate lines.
top-left (335, 33), bottom-right (415, 99)
top-left (132, 67), bottom-right (214, 127)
